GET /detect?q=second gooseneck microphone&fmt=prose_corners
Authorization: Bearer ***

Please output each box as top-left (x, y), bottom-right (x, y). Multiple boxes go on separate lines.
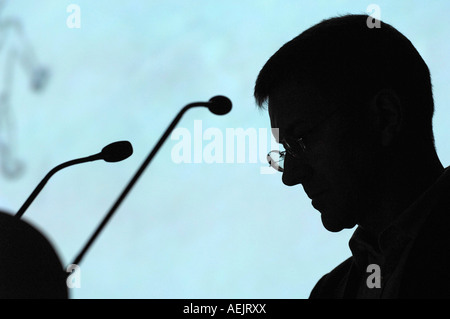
top-left (72, 95), bottom-right (232, 265)
top-left (15, 141), bottom-right (133, 219)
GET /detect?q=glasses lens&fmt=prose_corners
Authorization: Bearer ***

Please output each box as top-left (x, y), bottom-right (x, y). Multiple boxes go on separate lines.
top-left (267, 150), bottom-right (284, 172)
top-left (283, 137), bottom-right (305, 157)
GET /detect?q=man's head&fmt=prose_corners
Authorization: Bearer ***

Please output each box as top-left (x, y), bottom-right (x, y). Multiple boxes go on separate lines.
top-left (255, 14), bottom-right (437, 232)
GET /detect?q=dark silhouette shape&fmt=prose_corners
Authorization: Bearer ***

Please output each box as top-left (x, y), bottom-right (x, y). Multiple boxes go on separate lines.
top-left (254, 14), bottom-right (450, 298)
top-left (0, 211), bottom-right (67, 298)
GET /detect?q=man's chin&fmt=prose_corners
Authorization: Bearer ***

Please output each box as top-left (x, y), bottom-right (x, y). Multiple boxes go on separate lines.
top-left (320, 213), bottom-right (356, 233)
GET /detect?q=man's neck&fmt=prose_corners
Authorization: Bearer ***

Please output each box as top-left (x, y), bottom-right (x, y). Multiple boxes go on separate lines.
top-left (360, 149), bottom-right (444, 240)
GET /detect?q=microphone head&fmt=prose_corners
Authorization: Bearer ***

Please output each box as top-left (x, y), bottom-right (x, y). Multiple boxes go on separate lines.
top-left (101, 141), bottom-right (133, 162)
top-left (208, 95), bottom-right (232, 115)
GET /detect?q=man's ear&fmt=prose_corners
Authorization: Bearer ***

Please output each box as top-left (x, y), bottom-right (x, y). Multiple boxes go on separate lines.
top-left (368, 89), bottom-right (403, 147)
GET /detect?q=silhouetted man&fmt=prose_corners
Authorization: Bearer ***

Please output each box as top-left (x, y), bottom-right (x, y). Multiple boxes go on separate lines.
top-left (254, 14), bottom-right (450, 298)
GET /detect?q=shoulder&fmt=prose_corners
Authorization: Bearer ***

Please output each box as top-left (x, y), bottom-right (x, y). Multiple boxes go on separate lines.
top-left (400, 184), bottom-right (450, 298)
top-left (309, 256), bottom-right (354, 299)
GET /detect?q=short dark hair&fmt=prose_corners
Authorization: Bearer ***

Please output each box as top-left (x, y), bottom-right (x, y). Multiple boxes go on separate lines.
top-left (254, 14), bottom-right (434, 140)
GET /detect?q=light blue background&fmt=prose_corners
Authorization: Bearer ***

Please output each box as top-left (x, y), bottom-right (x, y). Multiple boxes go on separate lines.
top-left (0, 0), bottom-right (449, 298)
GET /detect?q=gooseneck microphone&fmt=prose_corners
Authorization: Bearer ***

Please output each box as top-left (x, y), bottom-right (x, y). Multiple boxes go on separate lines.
top-left (15, 141), bottom-right (133, 219)
top-left (206, 95), bottom-right (233, 115)
top-left (72, 96), bottom-right (232, 265)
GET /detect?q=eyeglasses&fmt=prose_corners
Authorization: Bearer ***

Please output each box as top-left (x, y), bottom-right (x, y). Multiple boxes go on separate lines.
top-left (267, 136), bottom-right (306, 172)
top-left (267, 108), bottom-right (340, 172)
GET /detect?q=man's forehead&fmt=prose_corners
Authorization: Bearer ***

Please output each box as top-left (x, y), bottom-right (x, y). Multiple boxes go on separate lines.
top-left (269, 84), bottom-right (330, 113)
top-left (268, 83), bottom-right (335, 134)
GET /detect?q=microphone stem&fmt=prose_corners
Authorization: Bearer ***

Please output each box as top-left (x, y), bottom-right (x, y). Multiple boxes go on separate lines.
top-left (15, 154), bottom-right (101, 219)
top-left (72, 103), bottom-right (203, 265)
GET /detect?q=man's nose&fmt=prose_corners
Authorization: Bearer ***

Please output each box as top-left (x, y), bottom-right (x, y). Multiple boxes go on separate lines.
top-left (282, 156), bottom-right (312, 186)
